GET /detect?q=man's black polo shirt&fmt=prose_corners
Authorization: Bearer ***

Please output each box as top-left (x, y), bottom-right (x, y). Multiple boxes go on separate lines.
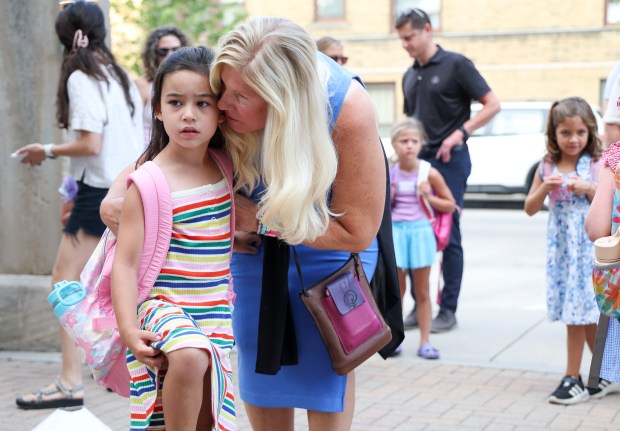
top-left (402, 45), bottom-right (491, 149)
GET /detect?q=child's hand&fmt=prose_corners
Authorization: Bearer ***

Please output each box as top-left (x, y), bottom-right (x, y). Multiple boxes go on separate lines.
top-left (567, 176), bottom-right (592, 196)
top-left (15, 144), bottom-right (46, 166)
top-left (418, 180), bottom-right (431, 196)
top-left (543, 174), bottom-right (564, 192)
top-left (124, 328), bottom-right (164, 368)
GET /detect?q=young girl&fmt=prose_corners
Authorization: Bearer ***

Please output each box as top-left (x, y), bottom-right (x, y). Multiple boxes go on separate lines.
top-left (112, 47), bottom-right (236, 430)
top-left (390, 118), bottom-right (455, 359)
top-left (524, 97), bottom-right (603, 405)
top-left (15, 1), bottom-right (143, 409)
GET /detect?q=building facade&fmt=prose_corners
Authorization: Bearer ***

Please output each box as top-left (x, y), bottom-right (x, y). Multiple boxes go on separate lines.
top-left (244, 0), bottom-right (620, 137)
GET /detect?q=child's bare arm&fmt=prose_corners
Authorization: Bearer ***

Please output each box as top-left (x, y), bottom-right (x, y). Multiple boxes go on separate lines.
top-left (424, 168), bottom-right (456, 213)
top-left (524, 171), bottom-right (562, 216)
top-left (111, 185), bottom-right (163, 368)
top-left (585, 166), bottom-right (615, 241)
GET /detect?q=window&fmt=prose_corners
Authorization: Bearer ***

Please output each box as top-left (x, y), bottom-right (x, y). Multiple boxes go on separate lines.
top-left (365, 83), bottom-right (395, 139)
top-left (607, 0), bottom-right (620, 24)
top-left (316, 0), bottom-right (344, 20)
top-left (394, 0), bottom-right (441, 29)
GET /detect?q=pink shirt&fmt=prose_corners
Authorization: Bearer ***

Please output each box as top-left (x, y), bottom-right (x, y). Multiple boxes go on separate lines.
top-left (390, 165), bottom-right (426, 222)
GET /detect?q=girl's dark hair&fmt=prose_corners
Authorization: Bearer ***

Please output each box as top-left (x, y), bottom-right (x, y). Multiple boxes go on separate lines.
top-left (139, 46), bottom-right (225, 164)
top-left (545, 96), bottom-right (602, 163)
top-left (55, 1), bottom-right (136, 129)
top-left (142, 26), bottom-right (191, 82)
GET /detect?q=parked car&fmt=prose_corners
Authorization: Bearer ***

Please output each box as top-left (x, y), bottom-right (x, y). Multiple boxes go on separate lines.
top-left (466, 101), bottom-right (604, 195)
top-left (381, 101), bottom-right (603, 197)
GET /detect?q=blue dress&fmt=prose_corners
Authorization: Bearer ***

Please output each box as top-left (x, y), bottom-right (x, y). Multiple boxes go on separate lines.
top-left (543, 155), bottom-right (600, 325)
top-left (231, 54), bottom-right (379, 412)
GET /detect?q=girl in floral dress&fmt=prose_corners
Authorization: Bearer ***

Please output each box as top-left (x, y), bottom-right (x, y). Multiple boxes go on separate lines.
top-left (524, 97), bottom-right (602, 405)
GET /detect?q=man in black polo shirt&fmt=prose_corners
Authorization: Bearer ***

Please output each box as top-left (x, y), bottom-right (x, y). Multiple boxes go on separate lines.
top-left (395, 8), bottom-right (500, 333)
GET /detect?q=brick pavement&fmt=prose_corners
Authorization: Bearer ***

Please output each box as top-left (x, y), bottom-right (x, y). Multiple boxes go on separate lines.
top-left (2, 351), bottom-right (620, 431)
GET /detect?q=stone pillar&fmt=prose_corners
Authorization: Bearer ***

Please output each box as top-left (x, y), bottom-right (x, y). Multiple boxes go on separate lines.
top-left (0, 0), bottom-right (109, 274)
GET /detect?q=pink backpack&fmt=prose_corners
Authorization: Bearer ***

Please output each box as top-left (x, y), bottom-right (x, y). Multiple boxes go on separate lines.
top-left (48, 148), bottom-right (235, 397)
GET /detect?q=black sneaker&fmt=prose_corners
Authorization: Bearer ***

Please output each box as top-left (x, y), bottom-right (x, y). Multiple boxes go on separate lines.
top-left (403, 309), bottom-right (418, 329)
top-left (431, 309), bottom-right (457, 333)
top-left (548, 375), bottom-right (589, 405)
top-left (587, 378), bottom-right (620, 399)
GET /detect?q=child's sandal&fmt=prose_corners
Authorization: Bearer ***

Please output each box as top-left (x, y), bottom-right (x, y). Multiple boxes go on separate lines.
top-left (15, 377), bottom-right (84, 410)
top-left (417, 343), bottom-right (440, 360)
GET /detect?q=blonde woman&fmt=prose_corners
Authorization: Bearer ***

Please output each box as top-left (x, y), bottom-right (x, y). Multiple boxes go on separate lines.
top-left (101, 16), bottom-right (403, 431)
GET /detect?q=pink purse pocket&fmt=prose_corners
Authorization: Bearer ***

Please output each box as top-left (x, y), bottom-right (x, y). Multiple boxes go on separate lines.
top-left (321, 271), bottom-right (383, 354)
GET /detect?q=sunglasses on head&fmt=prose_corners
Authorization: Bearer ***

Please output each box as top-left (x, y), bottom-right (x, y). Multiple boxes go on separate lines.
top-left (329, 55), bottom-right (348, 65)
top-left (59, 0), bottom-right (99, 10)
top-left (407, 8), bottom-right (430, 24)
top-left (155, 47), bottom-right (181, 57)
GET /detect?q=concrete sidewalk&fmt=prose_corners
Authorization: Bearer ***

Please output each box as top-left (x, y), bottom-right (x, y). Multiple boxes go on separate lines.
top-left (2, 209), bottom-right (620, 430)
top-left (2, 350), bottom-right (620, 431)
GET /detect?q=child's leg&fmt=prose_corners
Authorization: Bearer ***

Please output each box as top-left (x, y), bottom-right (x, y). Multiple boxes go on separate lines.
top-left (413, 266), bottom-right (432, 346)
top-left (18, 230), bottom-right (99, 407)
top-left (397, 268), bottom-right (408, 300)
top-left (566, 324), bottom-right (587, 377)
top-left (585, 323), bottom-right (597, 353)
top-left (53, 230), bottom-right (100, 387)
top-left (163, 348), bottom-right (210, 431)
top-left (196, 370), bottom-right (213, 431)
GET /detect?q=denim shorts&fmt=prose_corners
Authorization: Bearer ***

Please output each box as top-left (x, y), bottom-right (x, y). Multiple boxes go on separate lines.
top-left (63, 181), bottom-right (108, 238)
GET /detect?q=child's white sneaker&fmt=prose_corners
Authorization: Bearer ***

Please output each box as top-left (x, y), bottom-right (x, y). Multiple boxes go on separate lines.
top-left (588, 378), bottom-right (620, 399)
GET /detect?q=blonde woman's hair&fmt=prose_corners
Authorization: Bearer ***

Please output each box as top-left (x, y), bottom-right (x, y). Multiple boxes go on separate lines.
top-left (211, 16), bottom-right (338, 245)
top-left (390, 117), bottom-right (427, 146)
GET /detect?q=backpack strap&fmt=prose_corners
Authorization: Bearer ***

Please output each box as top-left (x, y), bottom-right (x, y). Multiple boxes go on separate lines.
top-left (127, 161), bottom-right (173, 304)
top-left (416, 160), bottom-right (434, 220)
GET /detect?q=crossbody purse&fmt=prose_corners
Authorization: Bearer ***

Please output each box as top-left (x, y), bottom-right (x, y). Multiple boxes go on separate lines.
top-left (294, 249), bottom-right (392, 375)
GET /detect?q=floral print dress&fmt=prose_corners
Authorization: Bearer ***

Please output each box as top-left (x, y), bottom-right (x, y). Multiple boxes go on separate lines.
top-left (544, 154), bottom-right (601, 325)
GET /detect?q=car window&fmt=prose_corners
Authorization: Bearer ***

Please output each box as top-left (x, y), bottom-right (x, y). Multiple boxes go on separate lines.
top-left (472, 108), bottom-right (547, 137)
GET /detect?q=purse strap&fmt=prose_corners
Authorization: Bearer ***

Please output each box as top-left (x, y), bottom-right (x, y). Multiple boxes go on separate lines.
top-left (293, 247), bottom-right (362, 297)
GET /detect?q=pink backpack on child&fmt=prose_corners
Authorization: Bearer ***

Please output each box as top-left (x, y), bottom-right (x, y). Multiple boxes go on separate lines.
top-left (47, 148), bottom-right (235, 398)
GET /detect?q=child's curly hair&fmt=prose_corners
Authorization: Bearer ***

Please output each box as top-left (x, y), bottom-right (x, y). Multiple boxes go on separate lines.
top-left (545, 96), bottom-right (602, 163)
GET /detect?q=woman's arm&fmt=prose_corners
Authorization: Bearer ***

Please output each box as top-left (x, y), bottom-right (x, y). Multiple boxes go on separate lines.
top-left (585, 166), bottom-right (615, 241)
top-left (111, 185), bottom-right (163, 368)
top-left (100, 162), bottom-right (138, 235)
top-left (424, 168), bottom-right (456, 213)
top-left (305, 80), bottom-right (385, 252)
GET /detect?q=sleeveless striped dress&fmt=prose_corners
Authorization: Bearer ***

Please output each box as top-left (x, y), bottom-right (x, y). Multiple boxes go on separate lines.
top-left (127, 177), bottom-right (236, 431)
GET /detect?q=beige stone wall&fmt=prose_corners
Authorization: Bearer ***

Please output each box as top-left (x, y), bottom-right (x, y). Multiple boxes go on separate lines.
top-left (0, 1), bottom-right (109, 274)
top-left (244, 1), bottom-right (620, 121)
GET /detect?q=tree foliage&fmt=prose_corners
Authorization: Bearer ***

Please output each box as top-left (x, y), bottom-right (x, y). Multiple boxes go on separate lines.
top-left (110, 0), bottom-right (246, 76)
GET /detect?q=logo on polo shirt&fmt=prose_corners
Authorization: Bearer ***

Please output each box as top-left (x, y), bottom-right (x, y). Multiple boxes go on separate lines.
top-left (431, 76), bottom-right (440, 85)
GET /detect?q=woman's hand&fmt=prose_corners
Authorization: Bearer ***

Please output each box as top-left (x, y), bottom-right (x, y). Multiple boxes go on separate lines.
top-left (15, 144), bottom-right (46, 166)
top-left (122, 328), bottom-right (164, 368)
top-left (234, 193), bottom-right (259, 232)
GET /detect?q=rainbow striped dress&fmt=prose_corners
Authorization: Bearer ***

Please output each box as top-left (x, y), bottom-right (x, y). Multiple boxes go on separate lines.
top-left (127, 177), bottom-right (236, 431)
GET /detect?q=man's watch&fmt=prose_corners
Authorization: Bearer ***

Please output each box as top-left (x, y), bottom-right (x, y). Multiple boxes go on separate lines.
top-left (458, 125), bottom-right (469, 142)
